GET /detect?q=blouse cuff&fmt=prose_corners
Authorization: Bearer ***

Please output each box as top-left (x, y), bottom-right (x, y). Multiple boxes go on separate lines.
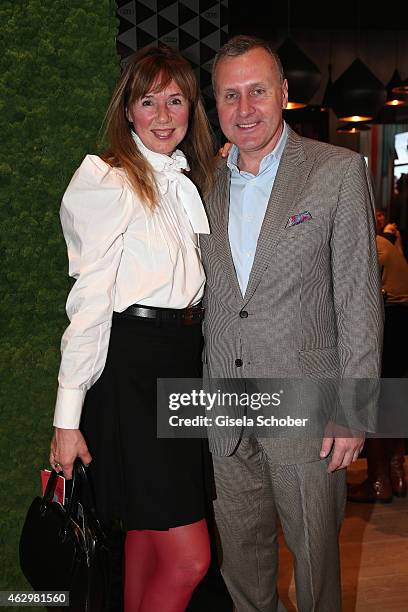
top-left (53, 387), bottom-right (86, 429)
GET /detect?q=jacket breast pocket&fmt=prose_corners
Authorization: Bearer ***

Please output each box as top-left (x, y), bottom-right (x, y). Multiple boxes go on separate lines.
top-left (282, 219), bottom-right (321, 240)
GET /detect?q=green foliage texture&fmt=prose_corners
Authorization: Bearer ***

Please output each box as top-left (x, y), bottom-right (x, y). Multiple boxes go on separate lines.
top-left (0, 0), bottom-right (119, 599)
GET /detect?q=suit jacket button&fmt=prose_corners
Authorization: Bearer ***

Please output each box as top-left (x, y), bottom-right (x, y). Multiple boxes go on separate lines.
top-left (239, 310), bottom-right (248, 318)
top-left (235, 359), bottom-right (243, 367)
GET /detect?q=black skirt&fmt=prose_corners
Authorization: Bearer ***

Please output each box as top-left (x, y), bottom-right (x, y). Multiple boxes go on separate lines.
top-left (80, 312), bottom-right (214, 531)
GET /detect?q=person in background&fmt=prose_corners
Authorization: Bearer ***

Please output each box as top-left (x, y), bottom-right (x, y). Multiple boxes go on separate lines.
top-left (348, 209), bottom-right (408, 503)
top-left (49, 45), bottom-right (218, 612)
top-left (200, 34), bottom-right (383, 611)
top-left (375, 207), bottom-right (405, 256)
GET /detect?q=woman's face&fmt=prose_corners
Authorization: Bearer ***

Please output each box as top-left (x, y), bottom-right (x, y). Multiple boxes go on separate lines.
top-left (127, 78), bottom-right (190, 155)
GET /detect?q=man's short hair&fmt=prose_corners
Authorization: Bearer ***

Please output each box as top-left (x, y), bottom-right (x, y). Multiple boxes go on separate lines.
top-left (212, 34), bottom-right (285, 91)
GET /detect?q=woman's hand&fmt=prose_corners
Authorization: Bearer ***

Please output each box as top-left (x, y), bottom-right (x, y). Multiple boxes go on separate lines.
top-left (50, 428), bottom-right (92, 480)
top-left (218, 142), bottom-right (232, 158)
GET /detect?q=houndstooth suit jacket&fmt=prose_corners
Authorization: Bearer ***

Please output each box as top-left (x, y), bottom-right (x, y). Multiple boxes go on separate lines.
top-left (200, 126), bottom-right (383, 463)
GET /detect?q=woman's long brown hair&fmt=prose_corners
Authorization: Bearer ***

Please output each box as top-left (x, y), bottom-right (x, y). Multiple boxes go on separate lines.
top-left (101, 45), bottom-right (216, 209)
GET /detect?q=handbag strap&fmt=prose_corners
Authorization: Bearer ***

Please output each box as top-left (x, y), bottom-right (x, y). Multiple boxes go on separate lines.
top-left (65, 459), bottom-right (101, 524)
top-left (40, 469), bottom-right (60, 510)
top-left (66, 459), bottom-right (107, 542)
top-left (40, 459), bottom-right (102, 536)
top-left (72, 459), bottom-right (98, 515)
top-left (39, 464), bottom-right (79, 531)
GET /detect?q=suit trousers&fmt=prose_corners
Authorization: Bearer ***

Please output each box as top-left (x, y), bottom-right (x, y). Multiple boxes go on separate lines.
top-left (212, 437), bottom-right (347, 612)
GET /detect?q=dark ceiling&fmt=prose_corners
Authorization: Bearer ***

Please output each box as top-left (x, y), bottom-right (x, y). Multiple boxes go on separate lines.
top-left (230, 0), bottom-right (408, 35)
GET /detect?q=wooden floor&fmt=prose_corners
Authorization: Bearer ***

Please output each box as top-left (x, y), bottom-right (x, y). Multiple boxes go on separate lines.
top-left (277, 457), bottom-right (408, 612)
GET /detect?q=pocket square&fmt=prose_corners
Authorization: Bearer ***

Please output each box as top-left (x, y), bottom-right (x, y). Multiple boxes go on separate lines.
top-left (286, 211), bottom-right (312, 227)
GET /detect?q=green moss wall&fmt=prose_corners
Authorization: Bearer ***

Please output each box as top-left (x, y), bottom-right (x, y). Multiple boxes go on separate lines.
top-left (0, 0), bottom-right (119, 597)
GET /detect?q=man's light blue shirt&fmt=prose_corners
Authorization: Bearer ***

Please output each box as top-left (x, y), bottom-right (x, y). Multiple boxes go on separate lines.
top-left (227, 122), bottom-right (288, 296)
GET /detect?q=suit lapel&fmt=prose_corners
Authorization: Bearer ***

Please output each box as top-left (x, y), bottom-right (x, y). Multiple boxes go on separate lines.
top-left (210, 163), bottom-right (244, 303)
top-left (243, 128), bottom-right (314, 305)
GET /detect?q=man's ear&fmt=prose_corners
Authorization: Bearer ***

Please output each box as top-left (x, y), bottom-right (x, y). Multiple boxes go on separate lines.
top-left (282, 79), bottom-right (289, 110)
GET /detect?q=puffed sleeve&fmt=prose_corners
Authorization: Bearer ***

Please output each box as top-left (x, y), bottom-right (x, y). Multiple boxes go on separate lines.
top-left (53, 155), bottom-right (134, 429)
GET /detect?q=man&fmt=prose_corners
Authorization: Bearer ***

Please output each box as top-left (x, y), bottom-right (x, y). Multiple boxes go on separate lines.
top-left (200, 35), bottom-right (383, 611)
top-left (348, 210), bottom-right (408, 503)
top-left (375, 207), bottom-right (405, 255)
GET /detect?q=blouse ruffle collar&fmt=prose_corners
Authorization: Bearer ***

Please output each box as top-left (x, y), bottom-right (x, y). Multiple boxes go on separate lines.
top-left (130, 131), bottom-right (209, 235)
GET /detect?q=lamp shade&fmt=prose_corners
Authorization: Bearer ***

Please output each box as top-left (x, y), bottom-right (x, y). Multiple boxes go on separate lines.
top-left (336, 122), bottom-right (371, 134)
top-left (391, 73), bottom-right (408, 95)
top-left (370, 103), bottom-right (408, 124)
top-left (331, 58), bottom-right (386, 122)
top-left (386, 69), bottom-right (407, 106)
top-left (277, 38), bottom-right (321, 108)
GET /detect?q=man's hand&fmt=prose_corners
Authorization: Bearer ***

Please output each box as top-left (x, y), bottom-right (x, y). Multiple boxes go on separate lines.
top-left (50, 427), bottom-right (92, 480)
top-left (320, 425), bottom-right (365, 473)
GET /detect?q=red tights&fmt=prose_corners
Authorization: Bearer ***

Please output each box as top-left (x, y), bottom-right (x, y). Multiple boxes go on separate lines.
top-left (124, 518), bottom-right (210, 612)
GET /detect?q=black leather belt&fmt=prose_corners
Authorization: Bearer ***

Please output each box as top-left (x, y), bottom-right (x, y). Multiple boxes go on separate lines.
top-left (117, 303), bottom-right (204, 325)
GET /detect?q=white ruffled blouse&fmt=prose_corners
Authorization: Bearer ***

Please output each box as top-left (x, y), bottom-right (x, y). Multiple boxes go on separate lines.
top-left (54, 133), bottom-right (210, 429)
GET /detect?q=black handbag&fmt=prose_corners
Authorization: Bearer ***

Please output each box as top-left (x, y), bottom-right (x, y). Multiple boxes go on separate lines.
top-left (19, 459), bottom-right (110, 611)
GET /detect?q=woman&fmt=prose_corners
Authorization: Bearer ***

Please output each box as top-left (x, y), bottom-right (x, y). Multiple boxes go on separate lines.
top-left (49, 45), bottom-right (216, 611)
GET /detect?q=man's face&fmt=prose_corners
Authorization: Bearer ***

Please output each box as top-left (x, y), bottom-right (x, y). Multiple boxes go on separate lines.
top-left (375, 210), bottom-right (385, 234)
top-left (214, 47), bottom-right (288, 160)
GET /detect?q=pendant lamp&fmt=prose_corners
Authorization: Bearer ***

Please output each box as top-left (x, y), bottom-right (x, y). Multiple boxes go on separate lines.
top-left (386, 70), bottom-right (407, 106)
top-left (387, 38), bottom-right (407, 100)
top-left (277, 38), bottom-right (321, 109)
top-left (331, 58), bottom-right (386, 122)
top-left (371, 103), bottom-right (408, 124)
top-left (392, 75), bottom-right (408, 95)
top-left (336, 122), bottom-right (371, 134)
